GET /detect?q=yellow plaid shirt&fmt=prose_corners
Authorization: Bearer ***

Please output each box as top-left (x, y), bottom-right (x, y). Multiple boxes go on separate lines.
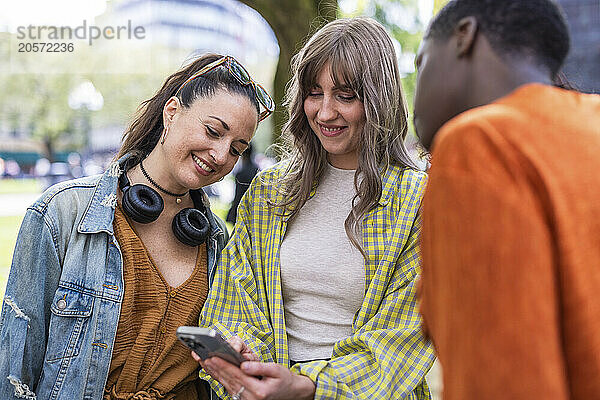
top-left (199, 163), bottom-right (435, 399)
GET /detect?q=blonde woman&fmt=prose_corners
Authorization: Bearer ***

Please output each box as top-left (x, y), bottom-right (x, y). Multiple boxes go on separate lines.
top-left (197, 18), bottom-right (435, 399)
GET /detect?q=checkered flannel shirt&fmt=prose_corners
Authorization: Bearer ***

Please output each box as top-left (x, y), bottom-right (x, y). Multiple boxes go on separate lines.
top-left (199, 163), bottom-right (435, 399)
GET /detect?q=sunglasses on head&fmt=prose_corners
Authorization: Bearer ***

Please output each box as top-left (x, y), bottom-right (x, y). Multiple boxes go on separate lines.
top-left (177, 56), bottom-right (275, 122)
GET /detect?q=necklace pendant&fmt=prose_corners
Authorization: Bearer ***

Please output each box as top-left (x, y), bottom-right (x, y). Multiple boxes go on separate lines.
top-left (176, 198), bottom-right (182, 204)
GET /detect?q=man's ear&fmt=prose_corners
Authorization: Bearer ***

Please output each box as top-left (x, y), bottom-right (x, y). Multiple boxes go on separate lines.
top-left (454, 16), bottom-right (478, 57)
top-left (163, 96), bottom-right (181, 126)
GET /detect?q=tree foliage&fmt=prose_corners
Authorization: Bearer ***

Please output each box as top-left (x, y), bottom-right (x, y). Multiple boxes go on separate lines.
top-left (0, 31), bottom-right (163, 160)
top-left (434, 0), bottom-right (450, 13)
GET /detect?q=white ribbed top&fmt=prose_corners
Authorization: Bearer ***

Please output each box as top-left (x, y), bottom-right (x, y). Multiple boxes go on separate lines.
top-left (280, 163), bottom-right (365, 361)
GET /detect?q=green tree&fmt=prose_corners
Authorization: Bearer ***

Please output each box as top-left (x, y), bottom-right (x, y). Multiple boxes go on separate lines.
top-left (0, 31), bottom-right (163, 160)
top-left (434, 0), bottom-right (450, 13)
top-left (238, 0), bottom-right (338, 140)
top-left (0, 72), bottom-right (77, 161)
top-left (372, 0), bottom-right (422, 114)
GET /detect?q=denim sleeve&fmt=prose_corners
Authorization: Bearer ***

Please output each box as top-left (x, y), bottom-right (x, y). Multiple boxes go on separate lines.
top-left (0, 208), bottom-right (62, 399)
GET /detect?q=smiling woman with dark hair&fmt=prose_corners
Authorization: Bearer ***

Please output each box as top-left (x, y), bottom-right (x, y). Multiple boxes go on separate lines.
top-left (0, 54), bottom-right (273, 400)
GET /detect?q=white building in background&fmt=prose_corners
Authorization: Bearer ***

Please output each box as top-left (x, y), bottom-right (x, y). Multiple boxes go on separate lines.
top-left (107, 0), bottom-right (279, 72)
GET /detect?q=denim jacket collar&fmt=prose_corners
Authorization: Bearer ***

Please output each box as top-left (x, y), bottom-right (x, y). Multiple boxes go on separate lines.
top-left (78, 160), bottom-right (122, 235)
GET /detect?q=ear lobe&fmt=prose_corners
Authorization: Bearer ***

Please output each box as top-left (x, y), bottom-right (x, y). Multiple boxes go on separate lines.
top-left (454, 16), bottom-right (478, 57)
top-left (163, 96), bottom-right (180, 123)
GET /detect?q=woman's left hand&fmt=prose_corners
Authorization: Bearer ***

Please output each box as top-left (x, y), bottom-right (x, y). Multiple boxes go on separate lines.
top-left (197, 355), bottom-right (316, 400)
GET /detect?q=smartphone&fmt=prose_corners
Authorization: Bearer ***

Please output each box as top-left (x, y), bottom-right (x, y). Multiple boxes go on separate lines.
top-left (176, 326), bottom-right (245, 367)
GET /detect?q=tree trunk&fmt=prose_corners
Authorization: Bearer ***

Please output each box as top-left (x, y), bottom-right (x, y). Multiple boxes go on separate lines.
top-left (238, 0), bottom-right (337, 141)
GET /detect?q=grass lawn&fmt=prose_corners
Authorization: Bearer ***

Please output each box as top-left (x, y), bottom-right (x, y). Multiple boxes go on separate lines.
top-left (0, 178), bottom-right (42, 194)
top-left (0, 215), bottom-right (23, 299)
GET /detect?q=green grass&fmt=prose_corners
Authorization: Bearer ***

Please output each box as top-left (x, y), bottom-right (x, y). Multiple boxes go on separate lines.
top-left (0, 178), bottom-right (42, 194)
top-left (0, 215), bottom-right (23, 299)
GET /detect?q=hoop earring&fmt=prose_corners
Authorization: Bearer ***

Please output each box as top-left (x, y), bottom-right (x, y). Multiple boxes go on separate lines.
top-left (160, 126), bottom-right (169, 145)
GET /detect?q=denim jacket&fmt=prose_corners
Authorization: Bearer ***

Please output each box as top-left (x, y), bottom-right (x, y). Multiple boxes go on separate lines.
top-left (0, 156), bottom-right (227, 400)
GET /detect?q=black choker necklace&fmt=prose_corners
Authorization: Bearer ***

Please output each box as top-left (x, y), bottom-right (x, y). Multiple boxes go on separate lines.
top-left (140, 160), bottom-right (188, 204)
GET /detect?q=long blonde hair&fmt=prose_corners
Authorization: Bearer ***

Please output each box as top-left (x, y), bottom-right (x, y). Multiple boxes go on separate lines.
top-left (272, 17), bottom-right (418, 257)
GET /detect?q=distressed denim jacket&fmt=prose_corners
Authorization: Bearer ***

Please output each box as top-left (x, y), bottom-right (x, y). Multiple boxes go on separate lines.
top-left (0, 156), bottom-right (227, 400)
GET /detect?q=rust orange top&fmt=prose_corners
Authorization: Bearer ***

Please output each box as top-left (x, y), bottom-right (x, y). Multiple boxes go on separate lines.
top-left (420, 84), bottom-right (600, 399)
top-left (104, 205), bottom-right (209, 400)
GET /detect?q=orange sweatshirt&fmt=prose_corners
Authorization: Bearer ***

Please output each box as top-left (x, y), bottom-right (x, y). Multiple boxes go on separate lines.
top-left (420, 84), bottom-right (600, 399)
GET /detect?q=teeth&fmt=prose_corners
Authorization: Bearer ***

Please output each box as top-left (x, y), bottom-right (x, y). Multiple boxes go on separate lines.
top-left (321, 125), bottom-right (343, 132)
top-left (192, 154), bottom-right (214, 172)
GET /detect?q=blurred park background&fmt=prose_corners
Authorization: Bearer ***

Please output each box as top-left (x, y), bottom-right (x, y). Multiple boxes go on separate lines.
top-left (0, 0), bottom-right (598, 397)
top-left (0, 0), bottom-right (457, 302)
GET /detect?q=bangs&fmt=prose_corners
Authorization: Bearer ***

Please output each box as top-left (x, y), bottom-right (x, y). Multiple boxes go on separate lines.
top-left (329, 49), bottom-right (361, 94)
top-left (300, 40), bottom-right (362, 97)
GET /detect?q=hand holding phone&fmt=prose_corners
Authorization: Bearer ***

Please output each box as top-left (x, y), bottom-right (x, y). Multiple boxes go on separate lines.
top-left (176, 326), bottom-right (245, 367)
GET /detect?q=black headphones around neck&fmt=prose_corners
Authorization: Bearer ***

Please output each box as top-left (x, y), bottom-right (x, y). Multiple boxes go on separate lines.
top-left (118, 167), bottom-right (211, 247)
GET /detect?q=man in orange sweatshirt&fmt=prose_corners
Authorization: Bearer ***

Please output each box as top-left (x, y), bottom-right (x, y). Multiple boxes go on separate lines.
top-left (415, 0), bottom-right (600, 399)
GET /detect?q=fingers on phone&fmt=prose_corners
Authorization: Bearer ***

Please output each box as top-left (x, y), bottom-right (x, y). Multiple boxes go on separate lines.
top-left (191, 351), bottom-right (201, 362)
top-left (200, 358), bottom-right (217, 379)
top-left (242, 361), bottom-right (281, 379)
top-left (228, 336), bottom-right (245, 353)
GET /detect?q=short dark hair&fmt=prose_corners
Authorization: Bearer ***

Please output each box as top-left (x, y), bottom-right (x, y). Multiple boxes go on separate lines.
top-left (426, 0), bottom-right (570, 76)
